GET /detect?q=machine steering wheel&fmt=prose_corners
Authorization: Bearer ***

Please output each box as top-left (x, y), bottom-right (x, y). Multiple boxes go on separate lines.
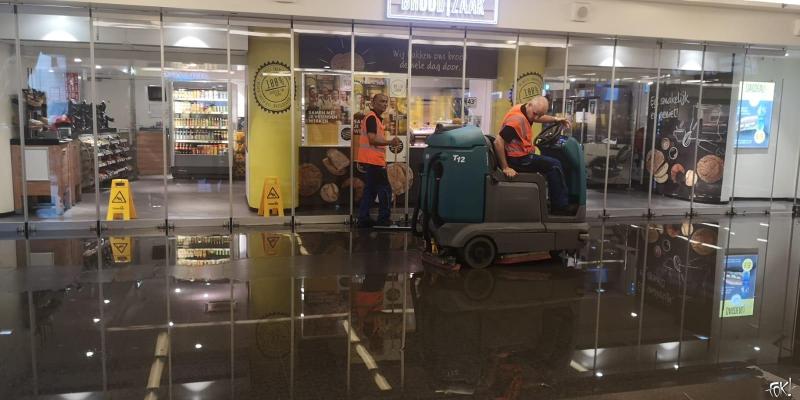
top-left (534, 123), bottom-right (566, 147)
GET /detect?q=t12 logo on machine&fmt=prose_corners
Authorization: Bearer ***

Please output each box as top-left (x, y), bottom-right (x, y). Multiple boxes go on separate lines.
top-left (387, 0), bottom-right (499, 24)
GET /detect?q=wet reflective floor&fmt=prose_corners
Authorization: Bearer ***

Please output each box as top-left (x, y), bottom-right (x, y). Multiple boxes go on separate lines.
top-left (1, 215), bottom-right (800, 399)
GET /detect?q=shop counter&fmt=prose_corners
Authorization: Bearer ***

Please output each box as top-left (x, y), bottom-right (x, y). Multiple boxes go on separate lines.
top-left (11, 138), bottom-right (82, 213)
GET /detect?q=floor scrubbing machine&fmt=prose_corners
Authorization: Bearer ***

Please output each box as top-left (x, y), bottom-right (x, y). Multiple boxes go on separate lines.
top-left (413, 123), bottom-right (589, 269)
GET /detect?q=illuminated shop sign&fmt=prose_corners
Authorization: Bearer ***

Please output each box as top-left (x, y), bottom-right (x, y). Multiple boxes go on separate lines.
top-left (386, 0), bottom-right (499, 24)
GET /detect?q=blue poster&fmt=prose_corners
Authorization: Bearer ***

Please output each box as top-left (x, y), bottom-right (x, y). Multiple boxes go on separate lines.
top-left (720, 254), bottom-right (758, 318)
top-left (736, 81), bottom-right (775, 149)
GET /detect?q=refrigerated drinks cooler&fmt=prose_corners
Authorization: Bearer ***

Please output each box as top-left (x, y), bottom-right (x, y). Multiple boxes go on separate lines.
top-left (170, 81), bottom-right (235, 178)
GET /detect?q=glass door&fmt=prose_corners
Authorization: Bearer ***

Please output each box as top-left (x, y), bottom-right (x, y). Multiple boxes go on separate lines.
top-left (18, 5), bottom-right (97, 232)
top-left (354, 24), bottom-right (411, 225)
top-left (163, 15), bottom-right (232, 228)
top-left (293, 22), bottom-right (353, 225)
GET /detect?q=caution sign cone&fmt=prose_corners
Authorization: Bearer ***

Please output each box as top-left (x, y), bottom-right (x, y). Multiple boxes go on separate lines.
top-left (261, 232), bottom-right (283, 256)
top-left (109, 236), bottom-right (132, 263)
top-left (258, 177), bottom-right (284, 217)
top-left (106, 179), bottom-right (137, 220)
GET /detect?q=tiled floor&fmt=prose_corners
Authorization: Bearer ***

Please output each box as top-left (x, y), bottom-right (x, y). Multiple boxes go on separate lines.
top-left (0, 215), bottom-right (799, 399)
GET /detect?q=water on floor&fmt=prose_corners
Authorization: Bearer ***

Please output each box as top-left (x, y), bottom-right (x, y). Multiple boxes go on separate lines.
top-left (1, 215), bottom-right (799, 399)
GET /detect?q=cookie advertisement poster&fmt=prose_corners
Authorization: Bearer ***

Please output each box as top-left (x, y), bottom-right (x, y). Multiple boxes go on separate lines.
top-left (646, 84), bottom-right (731, 203)
top-left (735, 81), bottom-right (775, 149)
top-left (720, 252), bottom-right (758, 318)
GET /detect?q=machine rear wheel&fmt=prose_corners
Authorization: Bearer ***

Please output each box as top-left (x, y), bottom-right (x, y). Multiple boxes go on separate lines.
top-left (460, 237), bottom-right (496, 269)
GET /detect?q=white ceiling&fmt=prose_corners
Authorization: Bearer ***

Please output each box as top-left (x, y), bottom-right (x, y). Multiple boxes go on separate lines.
top-left (631, 0), bottom-right (800, 12)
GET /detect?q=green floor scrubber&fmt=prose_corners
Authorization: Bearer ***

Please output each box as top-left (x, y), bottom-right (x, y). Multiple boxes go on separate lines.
top-left (413, 124), bottom-right (589, 269)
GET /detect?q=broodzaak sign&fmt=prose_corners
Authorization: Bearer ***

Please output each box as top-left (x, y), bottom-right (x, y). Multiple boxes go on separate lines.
top-left (387, 0), bottom-right (499, 24)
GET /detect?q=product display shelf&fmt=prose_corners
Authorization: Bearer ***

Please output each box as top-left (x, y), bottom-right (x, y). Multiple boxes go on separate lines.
top-left (175, 235), bottom-right (231, 266)
top-left (171, 84), bottom-right (232, 177)
top-left (174, 98), bottom-right (229, 102)
top-left (79, 132), bottom-right (133, 190)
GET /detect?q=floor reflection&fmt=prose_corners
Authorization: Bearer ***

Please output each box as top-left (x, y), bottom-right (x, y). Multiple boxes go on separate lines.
top-left (0, 215), bottom-right (798, 399)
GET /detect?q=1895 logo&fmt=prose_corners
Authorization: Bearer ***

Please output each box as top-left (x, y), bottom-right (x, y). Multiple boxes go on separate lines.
top-left (512, 71), bottom-right (544, 105)
top-left (254, 61), bottom-right (291, 114)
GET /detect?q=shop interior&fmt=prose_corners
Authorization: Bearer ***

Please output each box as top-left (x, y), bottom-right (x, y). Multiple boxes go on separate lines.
top-left (0, 6), bottom-right (799, 232)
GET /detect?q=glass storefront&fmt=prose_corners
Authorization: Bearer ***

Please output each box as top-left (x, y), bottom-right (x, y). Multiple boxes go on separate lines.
top-left (0, 4), bottom-right (799, 233)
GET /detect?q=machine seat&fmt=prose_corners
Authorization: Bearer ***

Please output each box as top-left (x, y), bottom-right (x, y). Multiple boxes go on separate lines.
top-left (484, 135), bottom-right (546, 184)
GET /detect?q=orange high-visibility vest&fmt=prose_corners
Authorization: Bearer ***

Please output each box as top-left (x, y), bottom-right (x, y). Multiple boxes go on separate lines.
top-left (501, 104), bottom-right (534, 157)
top-left (357, 111), bottom-right (387, 167)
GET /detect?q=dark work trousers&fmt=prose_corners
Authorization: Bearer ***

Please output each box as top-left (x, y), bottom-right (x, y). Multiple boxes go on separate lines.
top-left (508, 153), bottom-right (569, 209)
top-left (358, 163), bottom-right (392, 223)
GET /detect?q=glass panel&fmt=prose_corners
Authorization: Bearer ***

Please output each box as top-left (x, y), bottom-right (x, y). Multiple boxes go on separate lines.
top-left (347, 273), bottom-right (408, 397)
top-left (354, 24), bottom-right (410, 224)
top-left (294, 22), bottom-right (352, 219)
top-left (233, 272), bottom-right (293, 399)
top-left (714, 215), bottom-right (788, 366)
top-left (163, 16), bottom-right (232, 223)
top-left (407, 27), bottom-right (465, 222)
top-left (565, 37), bottom-right (615, 217)
top-left (0, 236), bottom-right (29, 397)
top-left (647, 43), bottom-right (705, 216)
top-left (0, 5), bottom-right (23, 226)
top-left (93, 11), bottom-right (164, 227)
top-left (24, 236), bottom-right (104, 395)
top-left (464, 31), bottom-right (515, 134)
top-left (603, 39), bottom-right (660, 216)
top-left (17, 6), bottom-right (96, 226)
top-left (518, 33), bottom-right (569, 118)
top-left (732, 49), bottom-right (788, 214)
top-left (409, 27), bottom-right (465, 133)
top-left (697, 45), bottom-right (744, 216)
top-left (229, 19), bottom-right (292, 226)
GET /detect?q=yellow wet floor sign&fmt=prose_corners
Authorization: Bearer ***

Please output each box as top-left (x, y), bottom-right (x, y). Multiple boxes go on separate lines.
top-left (110, 236), bottom-right (132, 263)
top-left (258, 177), bottom-right (284, 217)
top-left (106, 179), bottom-right (137, 220)
top-left (261, 232), bottom-right (282, 256)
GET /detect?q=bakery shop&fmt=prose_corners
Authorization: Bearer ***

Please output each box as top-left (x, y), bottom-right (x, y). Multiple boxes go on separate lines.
top-left (0, 0), bottom-right (798, 229)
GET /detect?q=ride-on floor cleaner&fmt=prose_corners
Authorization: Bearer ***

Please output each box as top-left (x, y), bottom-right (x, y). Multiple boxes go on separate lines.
top-left (413, 124), bottom-right (589, 269)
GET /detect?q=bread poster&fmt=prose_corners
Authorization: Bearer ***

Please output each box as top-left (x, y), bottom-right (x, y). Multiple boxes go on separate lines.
top-left (646, 84), bottom-right (731, 203)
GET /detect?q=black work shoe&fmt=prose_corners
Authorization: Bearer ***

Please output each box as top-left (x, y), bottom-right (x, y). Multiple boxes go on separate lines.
top-left (551, 204), bottom-right (578, 216)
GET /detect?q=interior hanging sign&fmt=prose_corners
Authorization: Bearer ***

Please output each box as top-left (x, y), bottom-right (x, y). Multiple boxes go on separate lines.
top-left (387, 0), bottom-right (499, 24)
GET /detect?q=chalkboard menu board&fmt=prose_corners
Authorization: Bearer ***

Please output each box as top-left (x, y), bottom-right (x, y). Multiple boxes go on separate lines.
top-left (646, 84), bottom-right (731, 203)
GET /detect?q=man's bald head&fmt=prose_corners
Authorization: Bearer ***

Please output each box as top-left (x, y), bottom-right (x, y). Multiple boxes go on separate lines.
top-left (371, 93), bottom-right (389, 114)
top-left (526, 95), bottom-right (549, 116)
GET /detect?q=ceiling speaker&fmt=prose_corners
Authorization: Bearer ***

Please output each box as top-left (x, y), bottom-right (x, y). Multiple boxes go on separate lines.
top-left (572, 2), bottom-right (591, 22)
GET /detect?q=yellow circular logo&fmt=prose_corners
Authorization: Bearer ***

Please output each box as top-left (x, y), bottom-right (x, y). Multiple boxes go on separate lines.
top-left (753, 130), bottom-right (766, 144)
top-left (742, 258), bottom-right (754, 272)
top-left (515, 72), bottom-right (544, 105)
top-left (254, 61), bottom-right (291, 114)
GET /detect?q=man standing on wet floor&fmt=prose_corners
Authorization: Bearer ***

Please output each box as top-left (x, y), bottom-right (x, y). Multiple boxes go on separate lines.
top-left (356, 93), bottom-right (401, 228)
